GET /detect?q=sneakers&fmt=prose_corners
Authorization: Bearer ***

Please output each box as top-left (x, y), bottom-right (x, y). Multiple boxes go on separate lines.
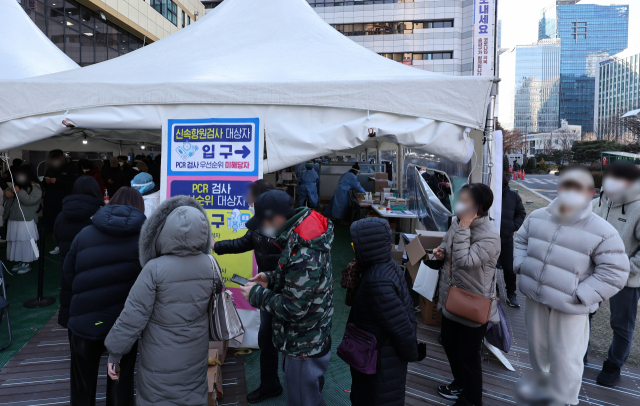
top-left (506, 292), bottom-right (521, 308)
top-left (597, 360), bottom-right (621, 387)
top-left (17, 264), bottom-right (31, 274)
top-left (12, 263), bottom-right (22, 271)
top-left (50, 246), bottom-right (60, 255)
top-left (438, 382), bottom-right (463, 400)
top-left (246, 385), bottom-right (283, 403)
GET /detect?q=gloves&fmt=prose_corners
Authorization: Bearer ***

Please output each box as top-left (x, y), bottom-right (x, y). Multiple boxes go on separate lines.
top-left (417, 342), bottom-right (427, 361)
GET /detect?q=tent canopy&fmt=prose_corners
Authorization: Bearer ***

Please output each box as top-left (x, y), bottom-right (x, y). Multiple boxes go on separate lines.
top-left (0, 0), bottom-right (493, 171)
top-left (622, 108), bottom-right (640, 118)
top-left (0, 0), bottom-right (78, 80)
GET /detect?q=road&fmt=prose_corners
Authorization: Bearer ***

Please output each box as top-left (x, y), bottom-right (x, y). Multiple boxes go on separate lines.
top-left (511, 174), bottom-right (558, 201)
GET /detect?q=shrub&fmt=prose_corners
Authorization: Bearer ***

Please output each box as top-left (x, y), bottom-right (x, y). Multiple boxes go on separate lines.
top-left (539, 158), bottom-right (547, 171)
top-left (592, 171), bottom-right (603, 189)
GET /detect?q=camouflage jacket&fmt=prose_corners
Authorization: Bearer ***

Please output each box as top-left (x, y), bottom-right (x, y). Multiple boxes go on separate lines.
top-left (248, 208), bottom-right (334, 357)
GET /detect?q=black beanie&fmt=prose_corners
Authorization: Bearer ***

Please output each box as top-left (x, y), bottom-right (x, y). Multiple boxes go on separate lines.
top-left (352, 163), bottom-right (360, 171)
top-left (604, 161), bottom-right (640, 181)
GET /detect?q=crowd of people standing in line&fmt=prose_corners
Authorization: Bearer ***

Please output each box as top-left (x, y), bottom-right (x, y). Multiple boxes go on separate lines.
top-left (2, 152), bottom-right (639, 406)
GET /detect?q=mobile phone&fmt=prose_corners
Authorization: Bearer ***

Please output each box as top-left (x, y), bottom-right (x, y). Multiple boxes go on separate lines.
top-left (231, 274), bottom-right (250, 286)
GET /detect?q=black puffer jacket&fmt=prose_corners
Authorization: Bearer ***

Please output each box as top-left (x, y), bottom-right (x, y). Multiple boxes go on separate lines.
top-left (349, 218), bottom-right (418, 406)
top-left (54, 194), bottom-right (103, 327)
top-left (214, 229), bottom-right (280, 273)
top-left (500, 184), bottom-right (526, 239)
top-left (63, 205), bottom-right (146, 340)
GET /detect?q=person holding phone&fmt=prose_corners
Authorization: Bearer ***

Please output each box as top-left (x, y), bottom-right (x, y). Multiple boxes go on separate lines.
top-left (212, 179), bottom-right (284, 403)
top-left (433, 183), bottom-right (500, 406)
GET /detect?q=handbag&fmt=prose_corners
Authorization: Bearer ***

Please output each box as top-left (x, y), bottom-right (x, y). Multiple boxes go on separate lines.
top-left (337, 323), bottom-right (378, 374)
top-left (340, 259), bottom-right (362, 306)
top-left (444, 243), bottom-right (495, 325)
top-left (485, 301), bottom-right (512, 353)
top-left (207, 255), bottom-right (245, 341)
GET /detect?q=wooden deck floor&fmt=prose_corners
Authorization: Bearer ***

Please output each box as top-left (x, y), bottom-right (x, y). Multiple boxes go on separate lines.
top-left (0, 314), bottom-right (248, 406)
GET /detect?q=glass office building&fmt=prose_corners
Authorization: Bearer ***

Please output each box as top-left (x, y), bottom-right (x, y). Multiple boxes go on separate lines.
top-left (596, 48), bottom-right (640, 142)
top-left (538, 1), bottom-right (628, 133)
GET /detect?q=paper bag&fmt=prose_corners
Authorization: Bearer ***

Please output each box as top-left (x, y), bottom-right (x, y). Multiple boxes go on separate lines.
top-left (412, 262), bottom-right (439, 302)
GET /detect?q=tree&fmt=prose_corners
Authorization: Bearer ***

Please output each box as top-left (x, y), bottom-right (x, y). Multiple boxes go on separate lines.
top-left (502, 128), bottom-right (525, 154)
top-left (556, 127), bottom-right (580, 151)
top-left (571, 140), bottom-right (624, 163)
top-left (542, 132), bottom-right (555, 155)
top-left (623, 116), bottom-right (640, 144)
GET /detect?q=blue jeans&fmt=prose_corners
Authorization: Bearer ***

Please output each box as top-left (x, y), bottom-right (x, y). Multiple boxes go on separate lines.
top-left (607, 286), bottom-right (640, 367)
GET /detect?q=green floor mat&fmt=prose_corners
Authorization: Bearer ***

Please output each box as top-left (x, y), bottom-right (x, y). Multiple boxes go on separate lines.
top-left (243, 223), bottom-right (355, 405)
top-left (0, 228), bottom-right (63, 369)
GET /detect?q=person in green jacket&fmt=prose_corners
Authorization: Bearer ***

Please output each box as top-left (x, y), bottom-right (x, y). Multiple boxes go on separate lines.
top-left (3, 165), bottom-right (42, 274)
top-left (240, 190), bottom-right (334, 406)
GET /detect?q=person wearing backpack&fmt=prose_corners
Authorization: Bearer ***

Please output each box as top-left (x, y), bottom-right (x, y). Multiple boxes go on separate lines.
top-left (347, 217), bottom-right (424, 405)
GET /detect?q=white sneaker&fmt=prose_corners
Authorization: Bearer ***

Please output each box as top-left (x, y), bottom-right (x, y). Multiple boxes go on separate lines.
top-left (50, 246), bottom-right (60, 255)
top-left (17, 264), bottom-right (31, 275)
top-left (12, 263), bottom-right (22, 271)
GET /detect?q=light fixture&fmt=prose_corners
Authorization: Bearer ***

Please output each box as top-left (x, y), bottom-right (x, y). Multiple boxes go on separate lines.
top-left (66, 21), bottom-right (74, 26)
top-left (100, 11), bottom-right (106, 20)
top-left (84, 32), bottom-right (93, 37)
top-left (141, 143), bottom-right (146, 150)
top-left (83, 134), bottom-right (88, 145)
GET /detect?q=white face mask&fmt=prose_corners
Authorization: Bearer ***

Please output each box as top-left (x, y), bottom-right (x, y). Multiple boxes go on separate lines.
top-left (82, 169), bottom-right (90, 173)
top-left (453, 201), bottom-right (468, 215)
top-left (558, 190), bottom-right (589, 210)
top-left (249, 206), bottom-right (255, 216)
top-left (261, 226), bottom-right (277, 238)
top-left (119, 162), bottom-right (124, 166)
top-left (603, 178), bottom-right (626, 200)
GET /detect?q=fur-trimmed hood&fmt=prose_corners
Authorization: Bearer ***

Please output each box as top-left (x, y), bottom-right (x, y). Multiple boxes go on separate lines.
top-left (139, 195), bottom-right (212, 267)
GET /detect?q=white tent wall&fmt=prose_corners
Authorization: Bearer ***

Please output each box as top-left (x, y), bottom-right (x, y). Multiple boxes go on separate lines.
top-left (0, 104), bottom-right (475, 172)
top-left (0, 0), bottom-right (78, 80)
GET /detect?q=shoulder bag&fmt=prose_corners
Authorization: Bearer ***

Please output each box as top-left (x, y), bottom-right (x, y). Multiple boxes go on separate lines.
top-left (444, 243), bottom-right (496, 325)
top-left (337, 323), bottom-right (378, 374)
top-left (208, 255), bottom-right (245, 341)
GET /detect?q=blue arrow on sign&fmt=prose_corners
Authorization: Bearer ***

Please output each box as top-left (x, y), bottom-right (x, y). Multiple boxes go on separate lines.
top-left (234, 145), bottom-right (251, 159)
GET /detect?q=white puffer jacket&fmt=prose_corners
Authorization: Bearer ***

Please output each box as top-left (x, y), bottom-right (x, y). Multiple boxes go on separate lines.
top-left (514, 199), bottom-right (629, 315)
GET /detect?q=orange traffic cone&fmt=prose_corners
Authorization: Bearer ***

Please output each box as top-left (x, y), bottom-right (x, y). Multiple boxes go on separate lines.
top-left (513, 171), bottom-right (517, 180)
top-left (522, 170), bottom-right (525, 180)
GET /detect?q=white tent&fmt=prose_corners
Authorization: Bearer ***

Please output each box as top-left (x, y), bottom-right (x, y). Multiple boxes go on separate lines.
top-left (622, 108), bottom-right (640, 118)
top-left (0, 0), bottom-right (494, 172)
top-left (0, 0), bottom-right (78, 80)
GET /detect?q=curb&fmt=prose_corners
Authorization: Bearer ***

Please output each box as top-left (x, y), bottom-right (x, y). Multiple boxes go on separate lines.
top-left (511, 180), bottom-right (552, 203)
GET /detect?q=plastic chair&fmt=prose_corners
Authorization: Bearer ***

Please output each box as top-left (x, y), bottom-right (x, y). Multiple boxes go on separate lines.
top-left (0, 264), bottom-right (12, 351)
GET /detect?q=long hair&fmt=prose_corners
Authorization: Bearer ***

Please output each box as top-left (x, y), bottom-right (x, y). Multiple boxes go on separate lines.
top-left (72, 176), bottom-right (104, 202)
top-left (110, 187), bottom-right (145, 213)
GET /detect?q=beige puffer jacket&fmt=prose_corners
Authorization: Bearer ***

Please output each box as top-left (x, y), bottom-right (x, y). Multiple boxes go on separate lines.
top-left (436, 216), bottom-right (501, 327)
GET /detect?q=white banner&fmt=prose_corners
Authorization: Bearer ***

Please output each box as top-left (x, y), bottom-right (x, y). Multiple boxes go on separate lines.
top-left (473, 0), bottom-right (496, 77)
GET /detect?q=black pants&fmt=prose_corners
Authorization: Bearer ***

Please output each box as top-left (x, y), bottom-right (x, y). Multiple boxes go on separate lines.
top-left (68, 330), bottom-right (137, 406)
top-left (441, 316), bottom-right (487, 406)
top-left (258, 310), bottom-right (281, 390)
top-left (499, 237), bottom-right (517, 295)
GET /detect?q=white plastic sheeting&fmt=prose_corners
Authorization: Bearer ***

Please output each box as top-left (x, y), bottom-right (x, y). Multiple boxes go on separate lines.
top-left (0, 0), bottom-right (78, 80)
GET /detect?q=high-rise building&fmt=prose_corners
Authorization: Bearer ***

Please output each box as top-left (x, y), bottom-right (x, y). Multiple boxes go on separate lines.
top-left (308, 0), bottom-right (489, 76)
top-left (499, 39), bottom-right (561, 134)
top-left (595, 48), bottom-right (640, 142)
top-left (537, 1), bottom-right (628, 133)
top-left (19, 0), bottom-right (204, 66)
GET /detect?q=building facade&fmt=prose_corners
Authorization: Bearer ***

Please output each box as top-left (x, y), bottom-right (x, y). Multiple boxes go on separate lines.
top-left (19, 0), bottom-right (204, 66)
top-left (526, 119), bottom-right (581, 156)
top-left (595, 48), bottom-right (640, 143)
top-left (498, 39), bottom-right (561, 134)
top-left (538, 0), bottom-right (628, 133)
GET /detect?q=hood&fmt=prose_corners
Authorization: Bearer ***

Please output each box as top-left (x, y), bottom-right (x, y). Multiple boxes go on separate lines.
top-left (62, 194), bottom-right (103, 222)
top-left (91, 204), bottom-right (146, 237)
top-left (546, 197), bottom-right (592, 225)
top-left (350, 217), bottom-right (393, 267)
top-left (276, 209), bottom-right (333, 253)
top-left (139, 195), bottom-right (212, 266)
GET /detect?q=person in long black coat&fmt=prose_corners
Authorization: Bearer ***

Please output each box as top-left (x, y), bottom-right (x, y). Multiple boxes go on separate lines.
top-left (499, 173), bottom-right (526, 307)
top-left (349, 217), bottom-right (422, 406)
top-left (43, 150), bottom-right (75, 227)
top-left (212, 179), bottom-right (284, 403)
top-left (53, 176), bottom-right (104, 328)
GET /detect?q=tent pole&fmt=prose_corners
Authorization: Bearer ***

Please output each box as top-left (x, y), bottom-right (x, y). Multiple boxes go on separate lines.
top-left (376, 142), bottom-right (380, 164)
top-left (397, 144), bottom-right (403, 198)
top-left (482, 81), bottom-right (499, 186)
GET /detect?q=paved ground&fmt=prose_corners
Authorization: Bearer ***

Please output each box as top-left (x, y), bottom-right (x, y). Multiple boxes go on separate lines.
top-left (511, 174), bottom-right (557, 201)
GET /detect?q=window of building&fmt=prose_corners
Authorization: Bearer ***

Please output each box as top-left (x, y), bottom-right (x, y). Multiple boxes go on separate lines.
top-left (332, 19), bottom-right (453, 36)
top-left (308, 0), bottom-right (414, 6)
top-left (150, 0), bottom-right (178, 26)
top-left (188, 15), bottom-right (191, 25)
top-left (182, 10), bottom-right (185, 27)
top-left (380, 52), bottom-right (453, 62)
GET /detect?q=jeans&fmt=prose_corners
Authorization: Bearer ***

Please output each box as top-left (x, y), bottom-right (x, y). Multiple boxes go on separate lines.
top-left (68, 330), bottom-right (137, 406)
top-left (441, 315), bottom-right (487, 406)
top-left (282, 351), bottom-right (331, 406)
top-left (499, 237), bottom-right (517, 294)
top-left (607, 286), bottom-right (640, 367)
top-left (258, 310), bottom-right (281, 389)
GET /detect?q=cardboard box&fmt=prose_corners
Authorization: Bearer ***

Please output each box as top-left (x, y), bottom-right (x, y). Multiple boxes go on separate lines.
top-left (209, 341), bottom-right (228, 364)
top-left (405, 231), bottom-right (446, 266)
top-left (391, 243), bottom-right (404, 265)
top-left (419, 296), bottom-right (442, 326)
top-left (374, 179), bottom-right (390, 194)
top-left (374, 172), bottom-right (389, 180)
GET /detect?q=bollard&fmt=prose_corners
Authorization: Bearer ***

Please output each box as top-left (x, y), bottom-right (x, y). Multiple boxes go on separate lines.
top-left (23, 226), bottom-right (56, 309)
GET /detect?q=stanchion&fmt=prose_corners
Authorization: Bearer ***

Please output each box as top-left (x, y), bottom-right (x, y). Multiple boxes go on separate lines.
top-left (24, 226), bottom-right (56, 309)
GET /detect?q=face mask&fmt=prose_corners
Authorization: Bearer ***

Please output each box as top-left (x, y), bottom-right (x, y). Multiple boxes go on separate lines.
top-left (453, 201), bottom-right (468, 215)
top-left (603, 178), bottom-right (626, 200)
top-left (82, 169), bottom-right (90, 173)
top-left (558, 190), bottom-right (589, 210)
top-left (249, 206), bottom-right (255, 216)
top-left (119, 162), bottom-right (124, 166)
top-left (15, 175), bottom-right (28, 185)
top-left (260, 226), bottom-right (277, 238)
